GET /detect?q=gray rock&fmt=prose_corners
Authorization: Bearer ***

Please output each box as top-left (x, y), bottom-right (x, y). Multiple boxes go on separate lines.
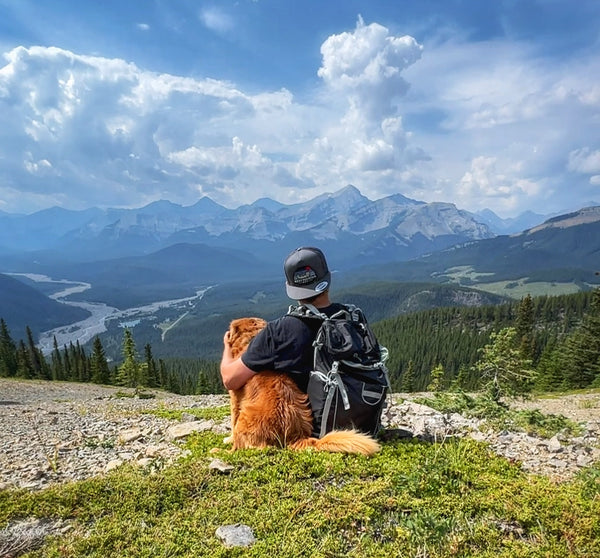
top-left (118, 428), bottom-right (143, 444)
top-left (215, 524), bottom-right (256, 547)
top-left (166, 420), bottom-right (215, 441)
top-left (547, 435), bottom-right (562, 453)
top-left (209, 458), bottom-right (234, 473)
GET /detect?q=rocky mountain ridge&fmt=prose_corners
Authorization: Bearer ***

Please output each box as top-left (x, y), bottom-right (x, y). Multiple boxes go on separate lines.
top-left (0, 185), bottom-right (494, 261)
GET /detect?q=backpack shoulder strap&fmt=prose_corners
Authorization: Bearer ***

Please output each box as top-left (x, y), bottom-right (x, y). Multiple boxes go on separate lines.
top-left (287, 303), bottom-right (327, 320)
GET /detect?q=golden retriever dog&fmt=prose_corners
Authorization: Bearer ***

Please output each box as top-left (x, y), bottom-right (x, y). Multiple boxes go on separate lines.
top-left (224, 317), bottom-right (380, 455)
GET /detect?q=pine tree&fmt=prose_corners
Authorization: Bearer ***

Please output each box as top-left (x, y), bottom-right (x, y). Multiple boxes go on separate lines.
top-left (400, 360), bottom-right (415, 392)
top-left (143, 344), bottom-right (158, 388)
top-left (91, 336), bottom-right (111, 385)
top-left (560, 288), bottom-right (600, 388)
top-left (0, 319), bottom-right (17, 377)
top-left (474, 327), bottom-right (537, 401)
top-left (534, 335), bottom-right (564, 391)
top-left (116, 329), bottom-right (141, 388)
top-left (25, 326), bottom-right (48, 379)
top-left (427, 363), bottom-right (445, 392)
top-left (50, 336), bottom-right (64, 381)
top-left (15, 340), bottom-right (33, 379)
top-left (515, 294), bottom-right (535, 361)
top-left (62, 345), bottom-right (73, 380)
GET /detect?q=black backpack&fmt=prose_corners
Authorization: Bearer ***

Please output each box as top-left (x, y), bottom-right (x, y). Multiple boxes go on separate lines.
top-left (288, 303), bottom-right (390, 438)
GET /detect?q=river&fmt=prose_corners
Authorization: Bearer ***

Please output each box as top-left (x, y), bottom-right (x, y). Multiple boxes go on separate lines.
top-left (8, 273), bottom-right (211, 354)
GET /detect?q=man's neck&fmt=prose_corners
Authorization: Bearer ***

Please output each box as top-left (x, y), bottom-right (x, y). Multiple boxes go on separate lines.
top-left (307, 292), bottom-right (331, 309)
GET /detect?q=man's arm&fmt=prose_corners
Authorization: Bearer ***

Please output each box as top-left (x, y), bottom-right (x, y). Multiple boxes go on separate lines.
top-left (220, 331), bottom-right (256, 390)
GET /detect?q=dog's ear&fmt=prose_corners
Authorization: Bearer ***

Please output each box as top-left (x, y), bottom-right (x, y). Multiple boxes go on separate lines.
top-left (228, 319), bottom-right (243, 346)
top-left (227, 317), bottom-right (266, 357)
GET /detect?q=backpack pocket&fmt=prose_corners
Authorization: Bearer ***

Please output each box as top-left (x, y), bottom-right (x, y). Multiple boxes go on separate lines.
top-left (307, 368), bottom-right (388, 438)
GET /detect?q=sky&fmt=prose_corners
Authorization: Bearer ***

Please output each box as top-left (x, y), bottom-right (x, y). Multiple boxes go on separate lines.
top-left (0, 0), bottom-right (599, 218)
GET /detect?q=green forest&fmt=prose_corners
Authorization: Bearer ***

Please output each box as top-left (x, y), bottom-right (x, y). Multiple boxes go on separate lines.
top-left (1, 287), bottom-right (599, 396)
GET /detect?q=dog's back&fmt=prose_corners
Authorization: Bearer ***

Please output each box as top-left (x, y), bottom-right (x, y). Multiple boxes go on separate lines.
top-left (231, 371), bottom-right (312, 449)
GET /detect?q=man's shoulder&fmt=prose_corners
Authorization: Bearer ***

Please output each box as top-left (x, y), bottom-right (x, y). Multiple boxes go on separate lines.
top-left (270, 314), bottom-right (313, 332)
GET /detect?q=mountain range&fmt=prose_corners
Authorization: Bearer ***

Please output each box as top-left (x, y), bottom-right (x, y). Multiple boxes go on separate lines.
top-left (1, 185), bottom-right (599, 355)
top-left (0, 185), bottom-right (526, 265)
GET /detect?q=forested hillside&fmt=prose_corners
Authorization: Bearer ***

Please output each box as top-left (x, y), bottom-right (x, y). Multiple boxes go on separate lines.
top-left (373, 289), bottom-right (599, 391)
top-left (1, 288), bottom-right (599, 396)
top-left (0, 273), bottom-right (90, 339)
top-left (0, 321), bottom-right (223, 396)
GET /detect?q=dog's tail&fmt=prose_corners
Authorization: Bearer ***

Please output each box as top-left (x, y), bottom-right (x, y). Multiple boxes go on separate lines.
top-left (288, 430), bottom-right (380, 456)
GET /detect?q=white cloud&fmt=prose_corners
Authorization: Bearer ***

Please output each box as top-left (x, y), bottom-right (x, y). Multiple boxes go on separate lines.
top-left (199, 7), bottom-right (234, 34)
top-left (0, 12), bottom-right (599, 217)
top-left (457, 156), bottom-right (542, 213)
top-left (568, 148), bottom-right (600, 174)
top-left (293, 17), bottom-right (424, 196)
top-left (318, 15), bottom-right (422, 120)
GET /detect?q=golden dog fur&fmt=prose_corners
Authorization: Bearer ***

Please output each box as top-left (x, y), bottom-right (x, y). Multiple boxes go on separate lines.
top-left (225, 317), bottom-right (380, 455)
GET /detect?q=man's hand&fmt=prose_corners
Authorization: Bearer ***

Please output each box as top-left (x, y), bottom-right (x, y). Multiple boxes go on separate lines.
top-left (220, 329), bottom-right (255, 391)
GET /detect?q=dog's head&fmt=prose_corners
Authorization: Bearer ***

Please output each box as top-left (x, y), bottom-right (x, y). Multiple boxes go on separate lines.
top-left (227, 317), bottom-right (267, 359)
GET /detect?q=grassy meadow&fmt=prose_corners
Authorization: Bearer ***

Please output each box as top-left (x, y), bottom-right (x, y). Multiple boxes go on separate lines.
top-left (1, 417), bottom-right (599, 557)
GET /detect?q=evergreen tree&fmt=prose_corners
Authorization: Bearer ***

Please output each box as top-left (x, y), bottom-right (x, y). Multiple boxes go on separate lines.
top-left (116, 329), bottom-right (141, 388)
top-left (25, 326), bottom-right (48, 379)
top-left (91, 336), bottom-right (111, 385)
top-left (427, 363), bottom-right (445, 392)
top-left (560, 288), bottom-right (600, 388)
top-left (400, 360), bottom-right (415, 392)
top-left (62, 345), bottom-right (73, 380)
top-left (474, 327), bottom-right (536, 401)
top-left (50, 336), bottom-right (64, 381)
top-left (515, 294), bottom-right (535, 361)
top-left (15, 340), bottom-right (33, 379)
top-left (0, 319), bottom-right (17, 377)
top-left (158, 359), bottom-right (168, 389)
top-left (144, 343), bottom-right (158, 388)
top-left (534, 335), bottom-right (564, 391)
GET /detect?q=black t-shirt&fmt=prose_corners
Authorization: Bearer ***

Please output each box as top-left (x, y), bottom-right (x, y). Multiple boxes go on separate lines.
top-left (241, 303), bottom-right (345, 392)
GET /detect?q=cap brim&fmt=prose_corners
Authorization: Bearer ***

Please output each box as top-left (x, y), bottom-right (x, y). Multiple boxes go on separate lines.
top-left (285, 273), bottom-right (331, 300)
top-left (286, 283), bottom-right (320, 300)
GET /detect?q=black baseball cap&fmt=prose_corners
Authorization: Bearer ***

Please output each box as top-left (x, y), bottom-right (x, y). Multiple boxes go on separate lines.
top-left (284, 246), bottom-right (331, 300)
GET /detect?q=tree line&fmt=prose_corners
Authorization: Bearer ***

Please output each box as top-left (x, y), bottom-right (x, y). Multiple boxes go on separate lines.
top-left (0, 323), bottom-right (225, 395)
top-left (1, 287), bottom-right (599, 396)
top-left (373, 288), bottom-right (600, 393)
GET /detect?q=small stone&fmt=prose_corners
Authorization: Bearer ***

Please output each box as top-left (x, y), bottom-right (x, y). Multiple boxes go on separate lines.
top-left (166, 420), bottom-right (214, 441)
top-left (576, 454), bottom-right (592, 467)
top-left (118, 428), bottom-right (143, 444)
top-left (547, 436), bottom-right (562, 453)
top-left (145, 445), bottom-right (162, 457)
top-left (105, 459), bottom-right (124, 472)
top-left (215, 524), bottom-right (256, 547)
top-left (209, 459), bottom-right (234, 473)
top-left (136, 458), bottom-right (154, 468)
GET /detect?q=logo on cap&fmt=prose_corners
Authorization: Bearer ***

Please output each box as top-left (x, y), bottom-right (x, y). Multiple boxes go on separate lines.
top-left (315, 281), bottom-right (329, 292)
top-left (293, 266), bottom-right (317, 285)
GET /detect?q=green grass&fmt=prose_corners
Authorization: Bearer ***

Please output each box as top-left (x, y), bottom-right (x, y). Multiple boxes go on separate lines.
top-left (438, 267), bottom-right (584, 299)
top-left (142, 405), bottom-right (231, 422)
top-left (470, 279), bottom-right (582, 299)
top-left (415, 392), bottom-right (583, 438)
top-left (1, 431), bottom-right (599, 557)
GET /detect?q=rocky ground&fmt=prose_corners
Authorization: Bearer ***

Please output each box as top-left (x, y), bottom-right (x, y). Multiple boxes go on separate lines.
top-left (1, 379), bottom-right (599, 492)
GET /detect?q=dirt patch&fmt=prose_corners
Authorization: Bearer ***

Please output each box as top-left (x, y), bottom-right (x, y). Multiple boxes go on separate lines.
top-left (509, 391), bottom-right (600, 423)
